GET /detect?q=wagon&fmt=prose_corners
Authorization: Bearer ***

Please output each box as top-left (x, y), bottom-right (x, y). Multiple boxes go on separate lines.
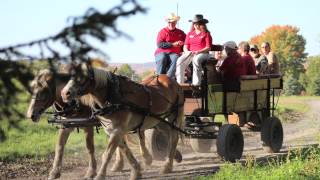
top-left (147, 60), bottom-right (283, 162)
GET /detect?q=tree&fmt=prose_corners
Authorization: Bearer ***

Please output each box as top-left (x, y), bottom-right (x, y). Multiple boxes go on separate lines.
top-left (250, 25), bottom-right (307, 78)
top-left (304, 56), bottom-right (320, 95)
top-left (117, 64), bottom-right (141, 81)
top-left (0, 0), bottom-right (146, 139)
top-left (283, 74), bottom-right (304, 96)
top-left (140, 69), bottom-right (155, 80)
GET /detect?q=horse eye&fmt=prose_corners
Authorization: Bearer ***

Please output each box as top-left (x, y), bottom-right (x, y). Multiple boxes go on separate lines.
top-left (76, 76), bottom-right (84, 84)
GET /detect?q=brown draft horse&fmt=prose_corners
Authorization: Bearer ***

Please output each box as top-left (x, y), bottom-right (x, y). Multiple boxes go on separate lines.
top-left (61, 63), bottom-right (185, 180)
top-left (26, 68), bottom-right (152, 179)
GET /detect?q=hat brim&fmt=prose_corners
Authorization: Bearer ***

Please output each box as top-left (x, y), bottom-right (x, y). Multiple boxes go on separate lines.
top-left (166, 16), bottom-right (180, 22)
top-left (188, 19), bottom-right (209, 24)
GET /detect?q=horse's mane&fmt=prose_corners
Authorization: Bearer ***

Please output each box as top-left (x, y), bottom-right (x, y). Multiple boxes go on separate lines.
top-left (92, 67), bottom-right (109, 89)
top-left (78, 67), bottom-right (109, 108)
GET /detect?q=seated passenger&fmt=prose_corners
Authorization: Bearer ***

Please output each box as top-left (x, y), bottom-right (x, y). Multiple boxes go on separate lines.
top-left (218, 41), bottom-right (246, 81)
top-left (154, 13), bottom-right (186, 78)
top-left (249, 44), bottom-right (268, 75)
top-left (238, 41), bottom-right (256, 75)
top-left (215, 50), bottom-right (224, 71)
top-left (175, 14), bottom-right (212, 85)
top-left (261, 42), bottom-right (280, 75)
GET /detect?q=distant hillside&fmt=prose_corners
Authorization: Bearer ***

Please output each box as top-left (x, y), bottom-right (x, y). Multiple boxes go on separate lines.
top-left (110, 62), bottom-right (155, 74)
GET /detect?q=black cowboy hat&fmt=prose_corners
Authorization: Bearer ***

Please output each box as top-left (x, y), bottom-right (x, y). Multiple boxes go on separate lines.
top-left (188, 14), bottom-right (209, 24)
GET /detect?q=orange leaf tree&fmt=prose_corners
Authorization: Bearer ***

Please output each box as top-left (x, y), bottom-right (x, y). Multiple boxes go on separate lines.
top-left (250, 25), bottom-right (307, 78)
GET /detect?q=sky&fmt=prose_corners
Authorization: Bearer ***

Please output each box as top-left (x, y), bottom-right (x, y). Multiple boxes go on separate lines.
top-left (0, 0), bottom-right (319, 63)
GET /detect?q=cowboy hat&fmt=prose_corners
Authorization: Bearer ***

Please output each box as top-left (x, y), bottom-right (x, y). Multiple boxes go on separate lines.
top-left (188, 14), bottom-right (209, 24)
top-left (165, 13), bottom-right (180, 22)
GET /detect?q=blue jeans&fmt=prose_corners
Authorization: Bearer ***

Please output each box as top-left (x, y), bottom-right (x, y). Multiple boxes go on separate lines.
top-left (155, 52), bottom-right (179, 78)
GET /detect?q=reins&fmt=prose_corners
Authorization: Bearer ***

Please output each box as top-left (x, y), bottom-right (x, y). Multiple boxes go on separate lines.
top-left (90, 72), bottom-right (184, 133)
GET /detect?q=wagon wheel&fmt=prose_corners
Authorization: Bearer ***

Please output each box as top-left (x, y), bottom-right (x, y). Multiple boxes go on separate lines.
top-left (261, 117), bottom-right (283, 153)
top-left (190, 138), bottom-right (214, 153)
top-left (145, 127), bottom-right (169, 161)
top-left (145, 125), bottom-right (182, 162)
top-left (216, 124), bottom-right (244, 162)
top-left (188, 114), bottom-right (214, 153)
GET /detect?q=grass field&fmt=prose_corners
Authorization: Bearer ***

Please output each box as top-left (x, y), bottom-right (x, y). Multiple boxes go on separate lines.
top-left (276, 96), bottom-right (319, 122)
top-left (199, 147), bottom-right (320, 180)
top-left (0, 117), bottom-right (108, 161)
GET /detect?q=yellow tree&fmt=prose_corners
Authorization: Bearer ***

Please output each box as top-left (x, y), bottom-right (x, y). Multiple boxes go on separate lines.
top-left (250, 25), bottom-right (307, 77)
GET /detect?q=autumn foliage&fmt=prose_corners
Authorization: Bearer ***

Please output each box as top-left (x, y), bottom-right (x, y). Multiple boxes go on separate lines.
top-left (250, 25), bottom-right (307, 77)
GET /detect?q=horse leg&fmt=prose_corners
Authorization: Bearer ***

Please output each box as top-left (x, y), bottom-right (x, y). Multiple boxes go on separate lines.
top-left (110, 148), bottom-right (124, 172)
top-left (138, 130), bottom-right (152, 167)
top-left (48, 128), bottom-right (73, 180)
top-left (161, 105), bottom-right (184, 174)
top-left (83, 127), bottom-right (97, 179)
top-left (94, 130), bottom-right (122, 180)
top-left (160, 129), bottom-right (179, 174)
top-left (118, 139), bottom-right (142, 180)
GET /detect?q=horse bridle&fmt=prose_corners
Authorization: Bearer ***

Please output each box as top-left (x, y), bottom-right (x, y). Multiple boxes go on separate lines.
top-left (71, 64), bottom-right (95, 96)
top-left (31, 78), bottom-right (56, 108)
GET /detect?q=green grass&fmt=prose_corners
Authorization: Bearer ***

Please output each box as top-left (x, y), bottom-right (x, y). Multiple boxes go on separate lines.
top-left (277, 96), bottom-right (312, 113)
top-left (275, 96), bottom-right (319, 122)
top-left (0, 116), bottom-right (108, 161)
top-left (199, 147), bottom-right (320, 180)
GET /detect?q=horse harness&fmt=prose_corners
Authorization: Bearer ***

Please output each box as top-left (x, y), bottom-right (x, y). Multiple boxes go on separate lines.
top-left (91, 72), bottom-right (184, 133)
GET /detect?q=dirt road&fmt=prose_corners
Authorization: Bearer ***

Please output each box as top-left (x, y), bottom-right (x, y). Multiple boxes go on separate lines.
top-left (9, 100), bottom-right (320, 180)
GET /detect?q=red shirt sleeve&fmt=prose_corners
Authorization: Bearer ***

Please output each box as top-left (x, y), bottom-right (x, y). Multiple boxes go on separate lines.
top-left (205, 32), bottom-right (212, 48)
top-left (156, 28), bottom-right (166, 44)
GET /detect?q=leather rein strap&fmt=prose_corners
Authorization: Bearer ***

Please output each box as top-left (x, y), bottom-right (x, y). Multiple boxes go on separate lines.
top-left (91, 73), bottom-right (184, 133)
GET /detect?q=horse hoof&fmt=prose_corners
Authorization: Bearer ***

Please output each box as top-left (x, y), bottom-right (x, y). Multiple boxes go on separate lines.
top-left (93, 175), bottom-right (105, 180)
top-left (160, 165), bottom-right (172, 174)
top-left (110, 162), bottom-right (124, 172)
top-left (129, 171), bottom-right (142, 180)
top-left (174, 150), bottom-right (183, 163)
top-left (84, 168), bottom-right (97, 179)
top-left (48, 169), bottom-right (61, 180)
top-left (144, 156), bottom-right (153, 166)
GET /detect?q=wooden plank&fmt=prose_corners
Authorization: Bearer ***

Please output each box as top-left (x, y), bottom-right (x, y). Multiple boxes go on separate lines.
top-left (208, 91), bottom-right (223, 113)
top-left (208, 90), bottom-right (268, 113)
top-left (240, 79), bottom-right (268, 91)
top-left (240, 77), bottom-right (282, 91)
top-left (270, 78), bottom-right (282, 89)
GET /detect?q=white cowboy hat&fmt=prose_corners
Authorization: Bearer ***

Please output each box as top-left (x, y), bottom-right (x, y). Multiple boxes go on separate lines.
top-left (165, 13), bottom-right (180, 22)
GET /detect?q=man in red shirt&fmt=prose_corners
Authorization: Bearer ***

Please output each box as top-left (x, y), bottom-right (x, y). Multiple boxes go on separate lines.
top-left (154, 13), bottom-right (186, 78)
top-left (238, 41), bottom-right (256, 75)
top-left (219, 41), bottom-right (246, 81)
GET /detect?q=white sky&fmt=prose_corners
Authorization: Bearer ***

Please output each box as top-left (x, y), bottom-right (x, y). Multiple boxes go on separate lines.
top-left (0, 0), bottom-right (319, 63)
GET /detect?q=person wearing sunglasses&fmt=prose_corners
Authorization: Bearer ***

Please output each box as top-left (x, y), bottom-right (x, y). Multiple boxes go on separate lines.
top-left (249, 44), bottom-right (268, 75)
top-left (261, 42), bottom-right (280, 74)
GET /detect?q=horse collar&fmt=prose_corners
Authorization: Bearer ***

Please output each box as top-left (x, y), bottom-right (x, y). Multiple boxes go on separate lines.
top-left (105, 72), bottom-right (122, 104)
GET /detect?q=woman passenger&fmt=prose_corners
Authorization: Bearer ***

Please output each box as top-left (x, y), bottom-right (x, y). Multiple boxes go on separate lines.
top-left (175, 14), bottom-right (212, 85)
